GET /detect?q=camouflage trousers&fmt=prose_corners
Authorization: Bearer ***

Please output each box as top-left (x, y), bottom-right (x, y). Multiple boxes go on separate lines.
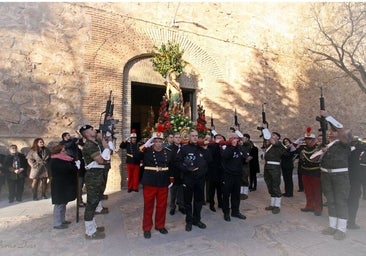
top-left (84, 169), bottom-right (105, 221)
top-left (321, 171), bottom-right (350, 219)
top-left (264, 167), bottom-right (282, 197)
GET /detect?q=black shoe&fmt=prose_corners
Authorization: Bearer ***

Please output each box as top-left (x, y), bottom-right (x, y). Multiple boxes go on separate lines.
top-left (54, 224), bottom-right (68, 229)
top-left (128, 189), bottom-right (132, 193)
top-left (209, 205), bottom-right (216, 212)
top-left (62, 221), bottom-right (71, 225)
top-left (314, 211), bottom-right (322, 216)
top-left (155, 227), bottom-right (168, 234)
top-left (282, 193), bottom-right (293, 197)
top-left (193, 221), bottom-right (206, 229)
top-left (224, 214), bottom-right (231, 222)
top-left (185, 223), bottom-right (192, 232)
top-left (134, 189), bottom-right (139, 192)
top-left (42, 195), bottom-right (48, 199)
top-left (272, 207), bottom-right (280, 214)
top-left (347, 223), bottom-right (360, 229)
top-left (297, 189), bottom-right (304, 192)
top-left (169, 208), bottom-right (175, 215)
top-left (96, 226), bottom-right (105, 232)
top-left (143, 231), bottom-right (151, 239)
top-left (33, 197), bottom-right (39, 201)
top-left (95, 207), bottom-right (109, 215)
top-left (16, 198), bottom-right (22, 202)
top-left (300, 208), bottom-right (314, 212)
top-left (8, 199), bottom-right (14, 203)
top-left (85, 232), bottom-right (105, 240)
top-left (231, 213), bottom-right (247, 220)
top-left (178, 208), bottom-right (186, 214)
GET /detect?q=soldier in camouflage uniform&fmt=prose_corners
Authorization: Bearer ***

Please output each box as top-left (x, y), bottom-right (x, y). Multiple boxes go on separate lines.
top-left (314, 112), bottom-right (351, 241)
top-left (79, 125), bottom-right (113, 240)
top-left (263, 131), bottom-right (287, 214)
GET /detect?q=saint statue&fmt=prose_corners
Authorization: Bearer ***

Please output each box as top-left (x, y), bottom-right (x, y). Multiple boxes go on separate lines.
top-left (165, 71), bottom-right (183, 114)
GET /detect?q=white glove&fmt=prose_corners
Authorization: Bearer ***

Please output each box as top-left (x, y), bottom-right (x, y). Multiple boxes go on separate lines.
top-left (211, 130), bottom-right (218, 136)
top-left (108, 141), bottom-right (115, 151)
top-left (101, 148), bottom-right (111, 160)
top-left (235, 130), bottom-right (244, 138)
top-left (222, 145), bottom-right (227, 150)
top-left (75, 160), bottom-right (81, 170)
top-left (144, 137), bottom-right (155, 148)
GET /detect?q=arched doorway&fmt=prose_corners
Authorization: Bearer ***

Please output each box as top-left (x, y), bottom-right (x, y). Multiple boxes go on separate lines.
top-left (131, 81), bottom-right (195, 140)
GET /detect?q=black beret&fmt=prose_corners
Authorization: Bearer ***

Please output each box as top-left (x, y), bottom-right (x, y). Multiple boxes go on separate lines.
top-left (79, 125), bottom-right (93, 134)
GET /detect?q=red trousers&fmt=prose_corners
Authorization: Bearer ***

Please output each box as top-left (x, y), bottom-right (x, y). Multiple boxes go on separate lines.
top-left (302, 174), bottom-right (323, 212)
top-left (142, 185), bottom-right (168, 232)
top-left (127, 164), bottom-right (140, 190)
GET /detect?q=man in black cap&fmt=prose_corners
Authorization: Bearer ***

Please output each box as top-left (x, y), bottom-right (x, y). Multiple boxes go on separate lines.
top-left (79, 124), bottom-right (113, 240)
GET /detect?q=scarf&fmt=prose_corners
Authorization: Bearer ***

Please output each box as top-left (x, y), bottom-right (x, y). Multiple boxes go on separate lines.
top-left (51, 153), bottom-right (74, 162)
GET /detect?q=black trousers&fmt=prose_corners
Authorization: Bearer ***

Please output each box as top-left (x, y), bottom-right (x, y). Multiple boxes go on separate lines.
top-left (282, 166), bottom-right (294, 196)
top-left (208, 179), bottom-right (223, 208)
top-left (7, 178), bottom-right (25, 201)
top-left (183, 177), bottom-right (205, 224)
top-left (222, 173), bottom-right (241, 215)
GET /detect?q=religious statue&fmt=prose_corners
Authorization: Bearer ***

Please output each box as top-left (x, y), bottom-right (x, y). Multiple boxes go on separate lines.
top-left (165, 71), bottom-right (183, 114)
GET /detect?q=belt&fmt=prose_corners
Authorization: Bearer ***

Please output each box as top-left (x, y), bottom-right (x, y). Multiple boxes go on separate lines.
top-left (126, 153), bottom-right (133, 158)
top-left (85, 161), bottom-right (105, 170)
top-left (320, 167), bottom-right (348, 173)
top-left (144, 166), bottom-right (169, 172)
top-left (266, 161), bottom-right (280, 165)
top-left (360, 164), bottom-right (366, 167)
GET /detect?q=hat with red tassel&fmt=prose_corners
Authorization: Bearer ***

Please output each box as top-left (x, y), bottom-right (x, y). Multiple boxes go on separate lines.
top-left (152, 123), bottom-right (165, 139)
top-left (130, 129), bottom-right (137, 138)
top-left (304, 126), bottom-right (316, 139)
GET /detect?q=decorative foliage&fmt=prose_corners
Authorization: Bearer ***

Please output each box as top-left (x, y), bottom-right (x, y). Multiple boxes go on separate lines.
top-left (150, 41), bottom-right (186, 78)
top-left (170, 114), bottom-right (194, 134)
top-left (196, 104), bottom-right (209, 137)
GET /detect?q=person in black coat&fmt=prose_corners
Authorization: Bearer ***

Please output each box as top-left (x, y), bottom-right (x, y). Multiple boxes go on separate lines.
top-left (4, 145), bottom-right (28, 203)
top-left (207, 134), bottom-right (225, 212)
top-left (50, 144), bottom-right (77, 229)
top-left (281, 138), bottom-right (296, 197)
top-left (176, 130), bottom-right (212, 232)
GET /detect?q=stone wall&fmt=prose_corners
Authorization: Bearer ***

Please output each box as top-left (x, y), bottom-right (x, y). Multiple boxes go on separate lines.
top-left (1, 2), bottom-right (365, 191)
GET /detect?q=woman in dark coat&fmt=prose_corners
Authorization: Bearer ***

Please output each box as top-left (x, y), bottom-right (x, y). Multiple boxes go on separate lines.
top-left (50, 144), bottom-right (77, 229)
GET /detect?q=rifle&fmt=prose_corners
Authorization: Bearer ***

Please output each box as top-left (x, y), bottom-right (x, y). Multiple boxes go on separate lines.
top-left (210, 114), bottom-right (215, 130)
top-left (315, 87), bottom-right (328, 147)
top-left (99, 91), bottom-right (119, 140)
top-left (230, 108), bottom-right (240, 133)
top-left (256, 103), bottom-right (268, 148)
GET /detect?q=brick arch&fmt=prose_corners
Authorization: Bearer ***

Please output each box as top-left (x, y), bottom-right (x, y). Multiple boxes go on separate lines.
top-left (84, 9), bottom-right (225, 140)
top-left (121, 54), bottom-right (200, 139)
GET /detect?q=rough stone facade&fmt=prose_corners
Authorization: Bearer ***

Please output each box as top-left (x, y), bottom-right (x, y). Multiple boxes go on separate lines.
top-left (1, 2), bottom-right (365, 191)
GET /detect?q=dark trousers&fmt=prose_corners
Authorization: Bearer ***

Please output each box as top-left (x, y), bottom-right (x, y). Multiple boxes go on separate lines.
top-left (321, 172), bottom-right (350, 219)
top-left (84, 170), bottom-right (105, 221)
top-left (249, 168), bottom-right (257, 190)
top-left (170, 184), bottom-right (184, 210)
top-left (183, 177), bottom-right (205, 224)
top-left (264, 167), bottom-right (282, 197)
top-left (222, 174), bottom-right (241, 215)
top-left (282, 166), bottom-right (294, 196)
top-left (348, 171), bottom-right (365, 224)
top-left (7, 178), bottom-right (25, 201)
top-left (208, 179), bottom-right (223, 208)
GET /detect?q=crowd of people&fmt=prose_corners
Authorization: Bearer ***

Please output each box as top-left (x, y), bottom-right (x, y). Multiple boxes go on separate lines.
top-left (0, 110), bottom-right (366, 241)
